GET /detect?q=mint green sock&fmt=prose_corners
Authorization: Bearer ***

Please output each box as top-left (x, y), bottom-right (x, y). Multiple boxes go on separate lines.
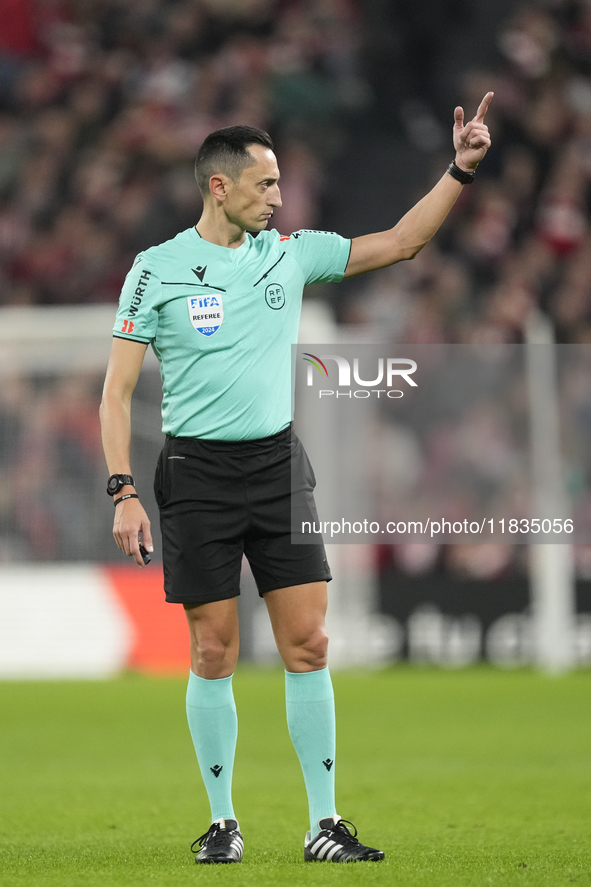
top-left (285, 667), bottom-right (337, 833)
top-left (186, 671), bottom-right (237, 823)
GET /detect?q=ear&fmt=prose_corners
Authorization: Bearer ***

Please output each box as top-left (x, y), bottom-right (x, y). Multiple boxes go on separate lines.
top-left (209, 174), bottom-right (230, 203)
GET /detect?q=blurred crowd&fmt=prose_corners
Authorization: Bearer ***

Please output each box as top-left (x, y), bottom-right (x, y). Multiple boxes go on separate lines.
top-left (2, 0), bottom-right (591, 584)
top-left (3, 0), bottom-right (591, 345)
top-left (0, 373), bottom-right (106, 560)
top-left (370, 344), bottom-right (591, 582)
top-left (0, 0), bottom-right (365, 306)
top-left (347, 1), bottom-right (591, 346)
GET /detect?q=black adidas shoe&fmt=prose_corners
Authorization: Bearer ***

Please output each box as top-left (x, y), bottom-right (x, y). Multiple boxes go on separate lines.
top-left (191, 818), bottom-right (243, 864)
top-left (304, 816), bottom-right (384, 862)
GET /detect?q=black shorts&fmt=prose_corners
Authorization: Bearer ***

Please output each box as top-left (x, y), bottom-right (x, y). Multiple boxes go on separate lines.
top-left (153, 424), bottom-right (331, 604)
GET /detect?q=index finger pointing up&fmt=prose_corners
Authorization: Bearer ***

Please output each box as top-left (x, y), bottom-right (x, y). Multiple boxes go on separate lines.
top-left (473, 91), bottom-right (494, 123)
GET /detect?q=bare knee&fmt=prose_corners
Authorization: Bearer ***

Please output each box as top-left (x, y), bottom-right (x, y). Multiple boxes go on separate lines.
top-left (184, 601), bottom-right (239, 679)
top-left (283, 626), bottom-right (329, 672)
top-left (192, 635), bottom-right (235, 675)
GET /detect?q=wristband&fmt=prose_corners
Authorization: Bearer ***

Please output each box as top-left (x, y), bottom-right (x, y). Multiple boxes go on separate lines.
top-left (114, 494), bottom-right (139, 507)
top-left (447, 161), bottom-right (476, 185)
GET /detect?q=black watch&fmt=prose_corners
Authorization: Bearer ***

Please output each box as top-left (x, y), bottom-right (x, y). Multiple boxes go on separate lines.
top-left (447, 160), bottom-right (476, 185)
top-left (107, 474), bottom-right (135, 496)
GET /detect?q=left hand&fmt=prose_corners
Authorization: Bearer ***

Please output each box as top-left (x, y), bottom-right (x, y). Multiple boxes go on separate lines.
top-left (453, 91), bottom-right (493, 172)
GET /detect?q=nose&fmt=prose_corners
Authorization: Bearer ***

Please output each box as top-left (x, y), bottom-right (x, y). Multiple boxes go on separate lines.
top-left (269, 184), bottom-right (282, 208)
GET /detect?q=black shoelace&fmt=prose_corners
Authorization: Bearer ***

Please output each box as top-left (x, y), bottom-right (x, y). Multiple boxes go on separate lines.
top-left (191, 823), bottom-right (233, 853)
top-left (330, 820), bottom-right (359, 844)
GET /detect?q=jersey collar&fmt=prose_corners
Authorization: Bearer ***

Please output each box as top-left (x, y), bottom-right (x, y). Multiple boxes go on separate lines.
top-left (192, 226), bottom-right (253, 257)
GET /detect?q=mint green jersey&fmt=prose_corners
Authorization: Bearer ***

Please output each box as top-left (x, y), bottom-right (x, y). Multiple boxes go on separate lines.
top-left (113, 226), bottom-right (351, 440)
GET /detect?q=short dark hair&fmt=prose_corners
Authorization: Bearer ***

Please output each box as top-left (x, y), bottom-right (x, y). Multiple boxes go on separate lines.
top-left (194, 125), bottom-right (274, 198)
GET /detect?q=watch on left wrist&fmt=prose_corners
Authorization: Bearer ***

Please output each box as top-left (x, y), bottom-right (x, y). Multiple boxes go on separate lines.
top-left (448, 160), bottom-right (476, 184)
top-left (107, 473), bottom-right (135, 496)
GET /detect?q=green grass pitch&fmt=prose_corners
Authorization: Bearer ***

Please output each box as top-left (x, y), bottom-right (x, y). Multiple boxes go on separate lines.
top-left (0, 668), bottom-right (590, 887)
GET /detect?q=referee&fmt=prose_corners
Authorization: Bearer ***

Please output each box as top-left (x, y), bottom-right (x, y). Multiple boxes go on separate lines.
top-left (100, 93), bottom-right (492, 864)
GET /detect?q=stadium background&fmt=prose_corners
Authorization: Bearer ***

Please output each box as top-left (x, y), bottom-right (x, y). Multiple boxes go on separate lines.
top-left (1, 4), bottom-right (591, 885)
top-left (1, 0), bottom-right (591, 674)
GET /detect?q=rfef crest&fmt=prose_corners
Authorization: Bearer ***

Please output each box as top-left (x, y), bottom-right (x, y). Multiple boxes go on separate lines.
top-left (187, 294), bottom-right (224, 336)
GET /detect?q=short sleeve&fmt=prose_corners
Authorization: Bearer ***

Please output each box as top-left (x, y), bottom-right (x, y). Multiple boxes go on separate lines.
top-left (113, 255), bottom-right (161, 343)
top-left (284, 230), bottom-right (351, 285)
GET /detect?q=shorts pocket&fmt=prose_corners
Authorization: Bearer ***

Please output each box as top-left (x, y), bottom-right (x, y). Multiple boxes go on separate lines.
top-left (291, 434), bottom-right (317, 490)
top-left (153, 448), bottom-right (167, 507)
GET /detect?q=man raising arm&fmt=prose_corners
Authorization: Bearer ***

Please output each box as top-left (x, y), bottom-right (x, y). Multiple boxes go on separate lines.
top-left (100, 90), bottom-right (493, 564)
top-left (100, 93), bottom-right (492, 866)
top-left (344, 91), bottom-right (493, 275)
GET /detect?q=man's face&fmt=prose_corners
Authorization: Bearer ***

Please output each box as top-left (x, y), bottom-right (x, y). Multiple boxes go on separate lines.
top-left (222, 144), bottom-right (282, 231)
